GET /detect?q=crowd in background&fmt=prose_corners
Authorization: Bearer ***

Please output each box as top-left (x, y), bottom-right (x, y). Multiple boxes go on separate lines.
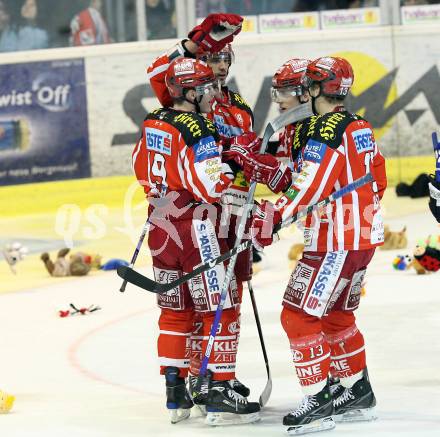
top-left (0, 0), bottom-right (438, 54)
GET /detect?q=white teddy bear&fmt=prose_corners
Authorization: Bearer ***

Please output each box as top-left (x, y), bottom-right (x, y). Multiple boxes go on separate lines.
top-left (2, 242), bottom-right (28, 274)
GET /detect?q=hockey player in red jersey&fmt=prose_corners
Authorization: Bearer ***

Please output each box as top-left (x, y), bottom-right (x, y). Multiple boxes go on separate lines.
top-left (237, 57), bottom-right (387, 434)
top-left (225, 57), bottom-right (311, 195)
top-left (133, 57), bottom-right (260, 425)
top-left (147, 13), bottom-right (258, 408)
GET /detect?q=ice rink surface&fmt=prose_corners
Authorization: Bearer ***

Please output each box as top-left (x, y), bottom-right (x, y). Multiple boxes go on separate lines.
top-left (1, 210), bottom-right (440, 437)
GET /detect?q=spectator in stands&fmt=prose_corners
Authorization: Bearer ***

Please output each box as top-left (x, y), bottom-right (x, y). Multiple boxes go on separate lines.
top-left (16, 0), bottom-right (49, 50)
top-left (146, 0), bottom-right (176, 40)
top-left (0, 0), bottom-right (17, 52)
top-left (70, 0), bottom-right (111, 46)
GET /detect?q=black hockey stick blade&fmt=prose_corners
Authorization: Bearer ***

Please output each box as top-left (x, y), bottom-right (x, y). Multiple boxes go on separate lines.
top-left (117, 240), bottom-right (252, 294)
top-left (117, 265), bottom-right (169, 293)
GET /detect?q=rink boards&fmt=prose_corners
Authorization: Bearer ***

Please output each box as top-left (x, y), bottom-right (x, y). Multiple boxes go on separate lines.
top-left (0, 25), bottom-right (439, 186)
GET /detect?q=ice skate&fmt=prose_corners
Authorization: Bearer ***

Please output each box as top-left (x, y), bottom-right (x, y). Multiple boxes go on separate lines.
top-left (230, 378), bottom-right (250, 397)
top-left (333, 369), bottom-right (377, 423)
top-left (283, 382), bottom-right (335, 435)
top-left (329, 376), bottom-right (344, 399)
top-left (0, 390), bottom-right (15, 413)
top-left (164, 367), bottom-right (193, 424)
top-left (189, 374), bottom-right (251, 416)
top-left (205, 380), bottom-right (260, 426)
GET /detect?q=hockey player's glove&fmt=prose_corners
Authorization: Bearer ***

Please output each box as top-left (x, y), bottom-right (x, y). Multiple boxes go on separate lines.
top-left (188, 13), bottom-right (243, 52)
top-left (243, 153), bottom-right (292, 194)
top-left (428, 175), bottom-right (440, 223)
top-left (223, 132), bottom-right (261, 167)
top-left (251, 200), bottom-right (281, 251)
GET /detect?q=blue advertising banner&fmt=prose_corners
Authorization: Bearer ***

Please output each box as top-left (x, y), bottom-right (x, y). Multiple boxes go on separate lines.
top-left (0, 58), bottom-right (90, 185)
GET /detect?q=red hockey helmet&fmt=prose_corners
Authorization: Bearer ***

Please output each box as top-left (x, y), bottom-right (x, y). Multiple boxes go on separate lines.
top-left (165, 57), bottom-right (217, 98)
top-left (304, 57), bottom-right (354, 98)
top-left (196, 43), bottom-right (235, 65)
top-left (271, 58), bottom-right (310, 101)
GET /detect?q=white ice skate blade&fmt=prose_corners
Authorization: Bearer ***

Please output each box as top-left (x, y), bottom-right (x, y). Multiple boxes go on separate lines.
top-left (287, 417), bottom-right (335, 435)
top-left (206, 411), bottom-right (261, 426)
top-left (333, 407), bottom-right (377, 423)
top-left (193, 404), bottom-right (207, 416)
top-left (169, 408), bottom-right (191, 424)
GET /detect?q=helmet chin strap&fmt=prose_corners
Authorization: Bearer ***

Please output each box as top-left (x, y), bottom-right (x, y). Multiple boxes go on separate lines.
top-left (183, 89), bottom-right (202, 113)
top-left (310, 84), bottom-right (323, 116)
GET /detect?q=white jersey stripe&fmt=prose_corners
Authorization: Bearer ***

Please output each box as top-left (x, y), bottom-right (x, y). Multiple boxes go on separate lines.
top-left (131, 138), bottom-right (142, 172)
top-left (183, 154), bottom-right (208, 202)
top-left (191, 335), bottom-right (237, 341)
top-left (331, 346), bottom-right (365, 360)
top-left (177, 142), bottom-right (188, 191)
top-left (326, 203), bottom-right (334, 252)
top-left (335, 179), bottom-right (345, 250)
top-left (343, 132), bottom-right (360, 249)
top-left (158, 357), bottom-right (190, 367)
top-left (159, 330), bottom-right (191, 337)
top-left (146, 63), bottom-right (169, 80)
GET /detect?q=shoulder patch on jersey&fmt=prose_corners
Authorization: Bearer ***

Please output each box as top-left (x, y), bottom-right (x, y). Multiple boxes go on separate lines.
top-left (193, 136), bottom-right (219, 162)
top-left (231, 91), bottom-right (250, 109)
top-left (174, 112), bottom-right (203, 138)
top-left (351, 127), bottom-right (375, 154)
top-left (303, 139), bottom-right (327, 163)
top-left (205, 117), bottom-right (217, 134)
top-left (305, 111), bottom-right (356, 149)
top-left (145, 127), bottom-right (172, 155)
top-left (289, 116), bottom-right (318, 162)
top-left (230, 91), bottom-right (253, 117)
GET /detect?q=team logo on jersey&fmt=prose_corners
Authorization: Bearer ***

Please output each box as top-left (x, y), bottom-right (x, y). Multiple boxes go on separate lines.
top-left (194, 136), bottom-right (219, 162)
top-left (283, 262), bottom-right (315, 309)
top-left (292, 350), bottom-right (304, 362)
top-left (303, 139), bottom-right (326, 163)
top-left (145, 128), bottom-right (172, 155)
top-left (352, 128), bottom-right (375, 153)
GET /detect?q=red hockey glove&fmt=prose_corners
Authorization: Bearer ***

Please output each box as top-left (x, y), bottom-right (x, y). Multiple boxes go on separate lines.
top-left (188, 13), bottom-right (243, 52)
top-left (243, 153), bottom-right (292, 193)
top-left (251, 200), bottom-right (282, 251)
top-left (223, 132), bottom-right (261, 167)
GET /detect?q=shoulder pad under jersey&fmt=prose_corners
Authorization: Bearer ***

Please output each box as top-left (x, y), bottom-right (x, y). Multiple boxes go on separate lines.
top-left (229, 91), bottom-right (254, 117)
top-left (172, 111), bottom-right (219, 147)
top-left (301, 111), bottom-right (356, 149)
top-left (291, 118), bottom-right (312, 154)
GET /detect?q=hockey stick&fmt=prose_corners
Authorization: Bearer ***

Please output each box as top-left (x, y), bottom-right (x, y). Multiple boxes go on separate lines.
top-left (247, 280), bottom-right (272, 407)
top-left (433, 132), bottom-right (440, 182)
top-left (119, 218), bottom-right (149, 292)
top-left (196, 103), bottom-right (313, 384)
top-left (117, 172), bottom-right (373, 293)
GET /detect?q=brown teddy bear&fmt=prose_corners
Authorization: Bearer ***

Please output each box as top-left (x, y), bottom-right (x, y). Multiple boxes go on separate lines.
top-left (380, 225), bottom-right (408, 251)
top-left (288, 243), bottom-right (305, 270)
top-left (40, 249), bottom-right (102, 277)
